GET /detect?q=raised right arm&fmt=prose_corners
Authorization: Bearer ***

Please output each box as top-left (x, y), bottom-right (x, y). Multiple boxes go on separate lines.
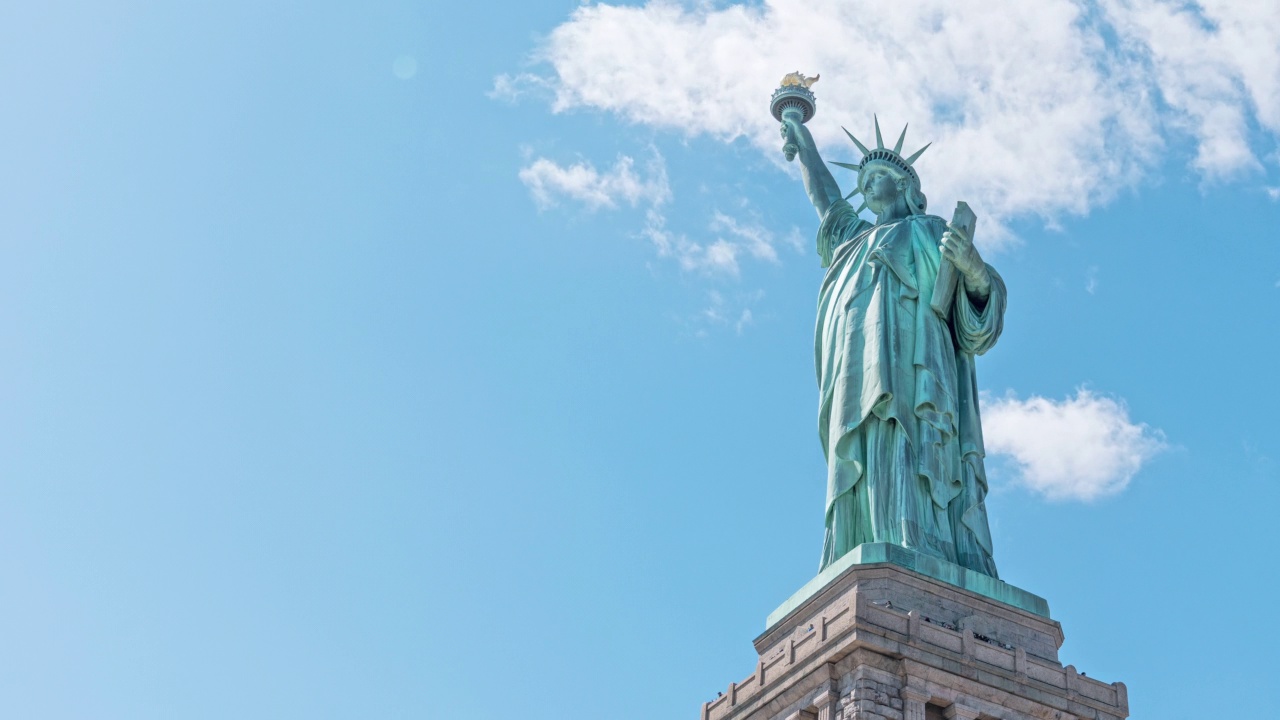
top-left (781, 108), bottom-right (844, 219)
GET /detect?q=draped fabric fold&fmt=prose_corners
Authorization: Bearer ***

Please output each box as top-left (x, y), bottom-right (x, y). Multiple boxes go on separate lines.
top-left (814, 198), bottom-right (1004, 577)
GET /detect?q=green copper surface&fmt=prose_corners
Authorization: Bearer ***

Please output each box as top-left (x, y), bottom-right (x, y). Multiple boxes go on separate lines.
top-left (776, 95), bottom-right (1004, 580)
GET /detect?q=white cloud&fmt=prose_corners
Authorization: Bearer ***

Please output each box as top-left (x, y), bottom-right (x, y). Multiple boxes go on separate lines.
top-left (641, 207), bottom-right (742, 276)
top-left (782, 227), bottom-right (805, 253)
top-left (711, 211), bottom-right (779, 263)
top-left (693, 289), bottom-right (764, 335)
top-left (702, 240), bottom-right (739, 273)
top-left (654, 209), bottom-right (784, 275)
top-left (982, 389), bottom-right (1166, 501)
top-left (518, 150), bottom-right (745, 274)
top-left (1085, 265), bottom-right (1099, 295)
top-left (521, 152), bottom-right (787, 277)
top-left (1266, 187), bottom-right (1280, 201)
top-left (488, 72), bottom-right (554, 103)
top-left (1101, 0), bottom-right (1280, 180)
top-left (519, 153), bottom-right (670, 210)
top-left (519, 0), bottom-right (1171, 247)
top-left (702, 290), bottom-right (728, 324)
top-left (508, 0), bottom-right (1280, 239)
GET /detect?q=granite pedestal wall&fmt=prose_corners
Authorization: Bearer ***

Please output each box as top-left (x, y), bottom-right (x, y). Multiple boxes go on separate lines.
top-left (702, 547), bottom-right (1128, 720)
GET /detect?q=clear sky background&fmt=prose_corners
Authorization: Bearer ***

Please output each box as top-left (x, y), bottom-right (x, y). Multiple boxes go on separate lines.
top-left (1, 1), bottom-right (1278, 718)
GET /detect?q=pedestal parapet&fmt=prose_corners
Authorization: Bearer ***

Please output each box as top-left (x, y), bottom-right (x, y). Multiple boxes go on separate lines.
top-left (701, 549), bottom-right (1128, 720)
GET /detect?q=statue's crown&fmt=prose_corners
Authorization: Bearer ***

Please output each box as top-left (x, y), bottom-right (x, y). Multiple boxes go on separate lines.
top-left (859, 147), bottom-right (922, 187)
top-left (828, 116), bottom-right (932, 210)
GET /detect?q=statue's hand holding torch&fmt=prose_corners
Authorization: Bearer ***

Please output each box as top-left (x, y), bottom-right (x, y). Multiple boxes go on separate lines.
top-left (779, 108), bottom-right (803, 162)
top-left (770, 73), bottom-right (818, 163)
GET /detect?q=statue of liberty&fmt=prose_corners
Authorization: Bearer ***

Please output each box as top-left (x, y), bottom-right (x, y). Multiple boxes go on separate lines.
top-left (776, 88), bottom-right (1005, 577)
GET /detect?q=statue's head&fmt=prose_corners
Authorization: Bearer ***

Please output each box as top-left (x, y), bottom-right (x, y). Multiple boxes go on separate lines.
top-left (859, 161), bottom-right (928, 216)
top-left (830, 116), bottom-right (930, 217)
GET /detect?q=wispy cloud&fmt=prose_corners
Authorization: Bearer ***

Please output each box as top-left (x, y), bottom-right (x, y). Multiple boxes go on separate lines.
top-left (711, 211), bottom-right (780, 264)
top-left (693, 289), bottom-right (764, 336)
top-left (519, 153), bottom-right (670, 210)
top-left (1085, 265), bottom-right (1099, 295)
top-left (646, 207), bottom-right (789, 276)
top-left (488, 72), bottom-right (554, 103)
top-left (518, 151), bottom-right (742, 274)
top-left (982, 389), bottom-right (1167, 501)
top-left (520, 151), bottom-right (791, 278)
top-left (641, 208), bottom-right (742, 276)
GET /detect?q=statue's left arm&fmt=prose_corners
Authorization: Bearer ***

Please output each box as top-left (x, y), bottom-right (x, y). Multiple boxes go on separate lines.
top-left (953, 265), bottom-right (1005, 355)
top-left (941, 224), bottom-right (1005, 355)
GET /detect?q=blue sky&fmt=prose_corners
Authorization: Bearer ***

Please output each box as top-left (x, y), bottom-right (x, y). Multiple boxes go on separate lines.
top-left (1, 1), bottom-right (1278, 718)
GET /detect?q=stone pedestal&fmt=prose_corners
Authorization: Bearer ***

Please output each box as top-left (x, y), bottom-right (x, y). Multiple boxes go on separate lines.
top-left (702, 546), bottom-right (1128, 720)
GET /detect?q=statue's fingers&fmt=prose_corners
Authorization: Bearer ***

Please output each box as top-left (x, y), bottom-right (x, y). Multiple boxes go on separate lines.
top-left (945, 222), bottom-right (971, 243)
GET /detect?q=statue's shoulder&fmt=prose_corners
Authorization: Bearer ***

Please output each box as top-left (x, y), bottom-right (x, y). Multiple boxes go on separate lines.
top-left (909, 213), bottom-right (948, 235)
top-left (912, 213), bottom-right (947, 226)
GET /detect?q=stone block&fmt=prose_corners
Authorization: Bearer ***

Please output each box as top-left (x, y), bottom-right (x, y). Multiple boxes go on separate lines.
top-left (702, 561), bottom-right (1127, 720)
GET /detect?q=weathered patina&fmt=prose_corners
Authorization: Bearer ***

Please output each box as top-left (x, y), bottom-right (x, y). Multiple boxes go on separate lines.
top-left (777, 79), bottom-right (1004, 577)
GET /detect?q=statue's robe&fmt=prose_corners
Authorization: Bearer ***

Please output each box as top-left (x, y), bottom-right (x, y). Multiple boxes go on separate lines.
top-left (815, 198), bottom-right (1003, 577)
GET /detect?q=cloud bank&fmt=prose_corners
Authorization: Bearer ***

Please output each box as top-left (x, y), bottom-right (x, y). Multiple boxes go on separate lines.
top-left (1105, 0), bottom-right (1280, 180)
top-left (504, 0), bottom-right (1280, 245)
top-left (519, 154), bottom-right (671, 210)
top-left (982, 389), bottom-right (1167, 500)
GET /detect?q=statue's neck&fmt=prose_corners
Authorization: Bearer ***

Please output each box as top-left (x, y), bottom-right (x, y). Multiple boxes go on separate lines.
top-left (875, 198), bottom-right (911, 225)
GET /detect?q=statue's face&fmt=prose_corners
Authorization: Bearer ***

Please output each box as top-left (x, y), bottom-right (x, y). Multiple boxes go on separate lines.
top-left (861, 168), bottom-right (901, 214)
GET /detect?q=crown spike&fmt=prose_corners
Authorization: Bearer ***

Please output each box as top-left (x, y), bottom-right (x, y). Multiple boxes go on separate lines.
top-left (904, 142), bottom-right (931, 166)
top-left (844, 188), bottom-right (861, 200)
top-left (842, 127), bottom-right (871, 157)
top-left (854, 200), bottom-right (869, 215)
top-left (874, 115), bottom-right (884, 149)
top-left (893, 124), bottom-right (908, 154)
top-left (829, 161), bottom-right (862, 172)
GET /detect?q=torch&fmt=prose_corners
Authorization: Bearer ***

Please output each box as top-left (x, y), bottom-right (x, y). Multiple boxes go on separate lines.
top-left (770, 73), bottom-right (818, 161)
